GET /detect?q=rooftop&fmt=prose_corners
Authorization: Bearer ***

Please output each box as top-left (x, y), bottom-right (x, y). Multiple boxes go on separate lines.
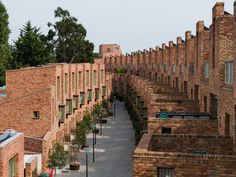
top-left (0, 129), bottom-right (23, 147)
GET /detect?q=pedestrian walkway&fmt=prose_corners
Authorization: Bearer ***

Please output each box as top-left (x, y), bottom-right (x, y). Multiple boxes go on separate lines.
top-left (58, 101), bottom-right (135, 177)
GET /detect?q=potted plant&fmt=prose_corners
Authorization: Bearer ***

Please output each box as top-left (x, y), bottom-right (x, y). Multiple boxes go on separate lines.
top-left (69, 123), bottom-right (86, 171)
top-left (47, 142), bottom-right (67, 176)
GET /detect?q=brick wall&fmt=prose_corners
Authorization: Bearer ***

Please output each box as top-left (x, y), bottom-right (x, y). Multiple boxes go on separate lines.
top-left (148, 117), bottom-right (218, 135)
top-left (150, 134), bottom-right (233, 155)
top-left (133, 134), bottom-right (236, 177)
top-left (0, 133), bottom-right (24, 177)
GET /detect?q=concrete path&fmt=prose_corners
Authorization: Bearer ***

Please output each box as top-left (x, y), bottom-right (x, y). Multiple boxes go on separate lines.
top-left (58, 101), bottom-right (135, 177)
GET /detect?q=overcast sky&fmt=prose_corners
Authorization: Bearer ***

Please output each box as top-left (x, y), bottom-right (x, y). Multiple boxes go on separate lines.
top-left (1, 0), bottom-right (235, 53)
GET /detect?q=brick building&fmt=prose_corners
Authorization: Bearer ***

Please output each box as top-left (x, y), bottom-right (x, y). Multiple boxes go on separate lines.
top-left (103, 1), bottom-right (236, 176)
top-left (0, 130), bottom-right (24, 177)
top-left (0, 60), bottom-right (112, 172)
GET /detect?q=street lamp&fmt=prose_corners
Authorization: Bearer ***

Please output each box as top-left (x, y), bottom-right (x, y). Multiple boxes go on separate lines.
top-left (92, 124), bottom-right (96, 163)
top-left (84, 147), bottom-right (90, 177)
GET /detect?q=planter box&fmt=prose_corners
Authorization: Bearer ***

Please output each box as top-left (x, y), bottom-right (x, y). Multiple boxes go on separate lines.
top-left (92, 128), bottom-right (99, 134)
top-left (70, 163), bottom-right (80, 171)
top-left (101, 119), bottom-right (108, 124)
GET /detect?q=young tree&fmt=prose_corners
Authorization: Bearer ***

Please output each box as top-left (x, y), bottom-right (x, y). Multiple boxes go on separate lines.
top-left (47, 142), bottom-right (67, 176)
top-left (48, 7), bottom-right (94, 63)
top-left (11, 21), bottom-right (55, 69)
top-left (0, 1), bottom-right (11, 85)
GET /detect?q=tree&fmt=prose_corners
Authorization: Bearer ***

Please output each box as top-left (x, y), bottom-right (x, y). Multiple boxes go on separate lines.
top-left (0, 1), bottom-right (11, 85)
top-left (47, 142), bottom-right (67, 176)
top-left (11, 21), bottom-right (55, 69)
top-left (48, 7), bottom-right (94, 63)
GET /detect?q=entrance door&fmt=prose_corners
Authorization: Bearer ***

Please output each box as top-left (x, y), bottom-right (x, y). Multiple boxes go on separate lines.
top-left (225, 113), bottom-right (230, 136)
top-left (194, 85), bottom-right (200, 102)
top-left (184, 81), bottom-right (188, 97)
top-left (210, 93), bottom-right (217, 119)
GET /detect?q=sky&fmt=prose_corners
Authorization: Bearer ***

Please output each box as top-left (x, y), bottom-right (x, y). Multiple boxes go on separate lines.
top-left (1, 0), bottom-right (236, 53)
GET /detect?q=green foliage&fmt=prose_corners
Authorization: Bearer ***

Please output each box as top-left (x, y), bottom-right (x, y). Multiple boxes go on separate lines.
top-left (114, 67), bottom-right (127, 74)
top-left (74, 123), bottom-right (86, 148)
top-left (38, 173), bottom-right (49, 177)
top-left (102, 98), bottom-right (108, 109)
top-left (0, 1), bottom-right (11, 86)
top-left (11, 21), bottom-right (55, 69)
top-left (83, 111), bottom-right (92, 132)
top-left (92, 103), bottom-right (102, 117)
top-left (48, 7), bottom-right (94, 63)
top-left (47, 142), bottom-right (67, 173)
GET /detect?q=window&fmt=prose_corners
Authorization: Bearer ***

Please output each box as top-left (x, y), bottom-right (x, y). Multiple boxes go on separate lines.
top-left (102, 86), bottom-right (106, 97)
top-left (95, 88), bottom-right (99, 99)
top-left (163, 64), bottom-right (167, 72)
top-left (66, 99), bottom-right (72, 115)
top-left (80, 92), bottom-right (85, 105)
top-left (172, 64), bottom-right (176, 73)
top-left (57, 77), bottom-right (60, 100)
top-left (59, 106), bottom-right (65, 123)
top-left (64, 73), bottom-right (68, 94)
top-left (162, 127), bottom-right (172, 134)
top-left (73, 96), bottom-right (79, 109)
top-left (180, 64), bottom-right (184, 74)
top-left (225, 61), bottom-right (233, 84)
top-left (93, 70), bottom-right (97, 86)
top-left (87, 90), bottom-right (92, 101)
top-left (33, 111), bottom-right (40, 119)
top-left (204, 62), bottom-right (209, 79)
top-left (158, 168), bottom-right (174, 177)
top-left (189, 64), bottom-right (195, 76)
top-left (72, 72), bottom-right (75, 91)
top-left (101, 70), bottom-right (104, 84)
top-left (78, 71), bottom-right (82, 89)
top-left (9, 156), bottom-right (16, 177)
top-left (86, 70), bottom-right (89, 87)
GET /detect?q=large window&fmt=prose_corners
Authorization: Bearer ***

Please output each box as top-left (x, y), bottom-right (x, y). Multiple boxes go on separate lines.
top-left (204, 62), bottom-right (209, 79)
top-left (72, 72), bottom-right (75, 91)
top-left (73, 96), bottom-right (79, 110)
top-left (102, 86), bottom-right (106, 97)
top-left (64, 73), bottom-right (68, 94)
top-left (93, 70), bottom-right (97, 86)
top-left (180, 63), bottom-right (184, 74)
top-left (189, 64), bottom-right (195, 76)
top-left (87, 90), bottom-right (92, 101)
top-left (101, 69), bottom-right (104, 84)
top-left (158, 168), bottom-right (174, 177)
top-left (86, 70), bottom-right (89, 87)
top-left (172, 64), bottom-right (176, 73)
top-left (9, 156), bottom-right (16, 177)
top-left (80, 92), bottom-right (85, 105)
top-left (163, 64), bottom-right (167, 72)
top-left (57, 77), bottom-right (60, 100)
top-left (59, 106), bottom-right (65, 123)
top-left (78, 71), bottom-right (82, 89)
top-left (225, 61), bottom-right (233, 84)
top-left (66, 99), bottom-right (72, 115)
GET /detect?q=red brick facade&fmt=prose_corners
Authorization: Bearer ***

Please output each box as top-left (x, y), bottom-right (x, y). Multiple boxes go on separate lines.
top-left (102, 1), bottom-right (236, 176)
top-left (0, 61), bottom-right (112, 172)
top-left (0, 131), bottom-right (24, 177)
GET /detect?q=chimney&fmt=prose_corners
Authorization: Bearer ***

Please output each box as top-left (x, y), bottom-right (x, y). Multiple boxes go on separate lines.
top-left (234, 1), bottom-right (236, 17)
top-left (162, 43), bottom-right (166, 50)
top-left (169, 41), bottom-right (174, 48)
top-left (185, 31), bottom-right (192, 41)
top-left (149, 48), bottom-right (153, 52)
top-left (177, 37), bottom-right (182, 45)
top-left (197, 21), bottom-right (205, 33)
top-left (212, 2), bottom-right (224, 21)
top-left (155, 46), bottom-right (160, 51)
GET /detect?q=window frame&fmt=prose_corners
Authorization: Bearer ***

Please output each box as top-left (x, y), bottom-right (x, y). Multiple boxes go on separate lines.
top-left (224, 60), bottom-right (233, 85)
